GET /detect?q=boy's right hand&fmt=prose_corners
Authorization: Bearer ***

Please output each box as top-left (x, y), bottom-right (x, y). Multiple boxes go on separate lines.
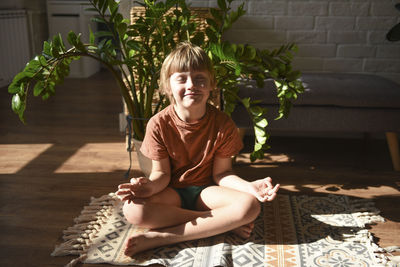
top-left (116, 177), bottom-right (153, 203)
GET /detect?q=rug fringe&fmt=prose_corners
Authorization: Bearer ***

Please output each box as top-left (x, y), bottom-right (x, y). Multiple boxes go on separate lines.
top-left (65, 254), bottom-right (87, 267)
top-left (349, 198), bottom-right (385, 227)
top-left (382, 246), bottom-right (400, 267)
top-left (51, 193), bottom-right (118, 267)
top-left (348, 197), bottom-right (393, 266)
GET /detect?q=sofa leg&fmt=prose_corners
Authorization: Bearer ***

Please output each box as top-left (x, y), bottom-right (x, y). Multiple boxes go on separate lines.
top-left (385, 132), bottom-right (400, 171)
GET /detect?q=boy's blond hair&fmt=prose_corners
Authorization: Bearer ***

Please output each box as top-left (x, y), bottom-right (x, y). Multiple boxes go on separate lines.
top-left (160, 42), bottom-right (216, 103)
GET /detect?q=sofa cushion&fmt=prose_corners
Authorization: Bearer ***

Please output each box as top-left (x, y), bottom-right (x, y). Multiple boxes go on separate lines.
top-left (237, 73), bottom-right (400, 109)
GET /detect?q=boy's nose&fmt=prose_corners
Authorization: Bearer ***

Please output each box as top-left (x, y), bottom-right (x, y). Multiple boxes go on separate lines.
top-left (185, 77), bottom-right (194, 89)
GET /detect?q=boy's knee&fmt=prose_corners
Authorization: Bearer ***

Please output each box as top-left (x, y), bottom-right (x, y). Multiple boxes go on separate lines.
top-left (236, 194), bottom-right (261, 222)
top-left (123, 201), bottom-right (147, 226)
top-left (248, 196), bottom-right (261, 219)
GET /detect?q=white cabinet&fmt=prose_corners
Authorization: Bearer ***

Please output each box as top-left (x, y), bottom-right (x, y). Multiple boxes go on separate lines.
top-left (46, 0), bottom-right (100, 78)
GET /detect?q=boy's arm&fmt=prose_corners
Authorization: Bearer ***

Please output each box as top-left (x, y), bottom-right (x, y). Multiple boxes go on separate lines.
top-left (213, 156), bottom-right (279, 202)
top-left (147, 157), bottom-right (171, 195)
top-left (212, 156), bottom-right (251, 192)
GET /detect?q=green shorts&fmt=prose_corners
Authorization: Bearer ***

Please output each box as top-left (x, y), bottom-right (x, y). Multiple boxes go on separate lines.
top-left (173, 185), bottom-right (209, 210)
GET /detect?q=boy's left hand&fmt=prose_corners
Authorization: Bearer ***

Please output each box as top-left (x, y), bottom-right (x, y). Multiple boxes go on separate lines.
top-left (249, 177), bottom-right (280, 202)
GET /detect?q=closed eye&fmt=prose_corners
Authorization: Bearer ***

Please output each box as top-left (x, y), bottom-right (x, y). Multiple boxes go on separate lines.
top-left (194, 75), bottom-right (207, 84)
top-left (175, 76), bottom-right (187, 83)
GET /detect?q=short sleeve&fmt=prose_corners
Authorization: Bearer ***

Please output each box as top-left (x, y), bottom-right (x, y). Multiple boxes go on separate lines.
top-left (214, 117), bottom-right (243, 158)
top-left (140, 117), bottom-right (169, 160)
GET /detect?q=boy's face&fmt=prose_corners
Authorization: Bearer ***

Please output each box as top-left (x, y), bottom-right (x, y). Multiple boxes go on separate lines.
top-left (169, 70), bottom-right (212, 109)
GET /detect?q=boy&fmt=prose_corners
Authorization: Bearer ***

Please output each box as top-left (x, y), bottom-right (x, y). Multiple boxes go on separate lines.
top-left (117, 42), bottom-right (279, 256)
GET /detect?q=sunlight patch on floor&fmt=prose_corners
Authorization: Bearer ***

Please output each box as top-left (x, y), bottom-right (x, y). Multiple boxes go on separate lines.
top-left (0, 144), bottom-right (53, 174)
top-left (54, 142), bottom-right (129, 173)
top-left (235, 153), bottom-right (292, 165)
top-left (279, 185), bottom-right (300, 192)
top-left (283, 184), bottom-right (400, 199)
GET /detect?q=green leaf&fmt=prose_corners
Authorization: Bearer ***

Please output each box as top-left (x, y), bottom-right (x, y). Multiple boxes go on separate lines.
top-left (91, 17), bottom-right (107, 24)
top-left (43, 41), bottom-right (51, 57)
top-left (210, 8), bottom-right (223, 23)
top-left (217, 0), bottom-right (227, 11)
top-left (127, 40), bottom-right (140, 51)
top-left (84, 7), bottom-right (98, 12)
top-left (38, 55), bottom-right (47, 66)
top-left (114, 13), bottom-right (123, 24)
top-left (165, 0), bottom-right (176, 9)
top-left (126, 29), bottom-right (139, 37)
top-left (108, 0), bottom-right (119, 15)
top-left (210, 43), bottom-right (224, 59)
top-left (242, 97), bottom-right (250, 108)
top-left (54, 33), bottom-right (66, 51)
top-left (243, 45), bottom-right (256, 60)
top-left (23, 59), bottom-right (41, 78)
top-left (89, 27), bottom-right (95, 44)
top-left (254, 142), bottom-right (262, 151)
top-left (8, 72), bottom-right (28, 93)
top-left (98, 0), bottom-right (106, 13)
top-left (33, 81), bottom-right (44, 97)
top-left (255, 134), bottom-right (267, 145)
top-left (117, 22), bottom-right (128, 37)
top-left (250, 143), bottom-right (267, 161)
top-left (72, 33), bottom-right (86, 52)
top-left (254, 125), bottom-right (267, 138)
top-left (250, 106), bottom-right (264, 117)
top-left (206, 18), bottom-right (219, 31)
top-left (205, 28), bottom-right (218, 43)
top-left (94, 31), bottom-right (114, 38)
top-left (255, 118), bottom-right (268, 128)
top-left (11, 94), bottom-right (22, 112)
top-left (8, 82), bottom-right (21, 94)
top-left (67, 31), bottom-right (78, 45)
top-left (286, 70), bottom-right (301, 81)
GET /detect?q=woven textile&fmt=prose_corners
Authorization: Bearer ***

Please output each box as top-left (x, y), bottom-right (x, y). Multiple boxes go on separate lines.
top-left (52, 193), bottom-right (391, 266)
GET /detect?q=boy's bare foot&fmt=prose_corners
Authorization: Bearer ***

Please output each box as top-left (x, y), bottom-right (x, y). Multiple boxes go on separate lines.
top-left (124, 222), bottom-right (256, 256)
top-left (231, 222), bottom-right (255, 239)
top-left (124, 231), bottom-right (168, 256)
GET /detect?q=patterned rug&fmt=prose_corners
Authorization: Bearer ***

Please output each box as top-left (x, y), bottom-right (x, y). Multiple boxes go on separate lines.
top-left (52, 193), bottom-right (392, 266)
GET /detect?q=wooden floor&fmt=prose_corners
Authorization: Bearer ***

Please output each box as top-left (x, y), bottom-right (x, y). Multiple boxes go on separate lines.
top-left (0, 70), bottom-right (399, 267)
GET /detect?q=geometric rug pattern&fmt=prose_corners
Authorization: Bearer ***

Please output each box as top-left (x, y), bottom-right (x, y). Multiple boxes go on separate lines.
top-left (52, 193), bottom-right (390, 266)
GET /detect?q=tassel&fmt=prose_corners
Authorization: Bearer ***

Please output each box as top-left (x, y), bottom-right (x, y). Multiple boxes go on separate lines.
top-left (51, 239), bottom-right (84, 256)
top-left (348, 197), bottom-right (392, 266)
top-left (65, 253), bottom-right (87, 267)
top-left (384, 246), bottom-right (400, 253)
top-left (52, 193), bottom-right (118, 264)
top-left (387, 255), bottom-right (400, 265)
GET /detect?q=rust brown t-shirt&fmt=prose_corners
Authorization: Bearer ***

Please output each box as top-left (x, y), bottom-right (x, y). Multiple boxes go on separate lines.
top-left (140, 104), bottom-right (243, 188)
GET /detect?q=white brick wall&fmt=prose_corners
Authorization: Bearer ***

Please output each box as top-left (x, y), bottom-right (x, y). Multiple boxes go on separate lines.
top-left (122, 0), bottom-right (400, 84)
top-left (329, 3), bottom-right (369, 16)
top-left (217, 0), bottom-right (400, 84)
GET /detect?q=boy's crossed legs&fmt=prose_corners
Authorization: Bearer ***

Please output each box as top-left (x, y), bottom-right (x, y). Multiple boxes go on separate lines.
top-left (122, 185), bottom-right (260, 256)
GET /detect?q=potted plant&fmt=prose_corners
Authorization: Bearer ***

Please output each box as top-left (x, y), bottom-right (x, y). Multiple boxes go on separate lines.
top-left (8, 0), bottom-right (304, 173)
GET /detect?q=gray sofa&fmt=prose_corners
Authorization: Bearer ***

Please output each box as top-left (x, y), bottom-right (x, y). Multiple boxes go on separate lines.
top-left (231, 73), bottom-right (400, 171)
